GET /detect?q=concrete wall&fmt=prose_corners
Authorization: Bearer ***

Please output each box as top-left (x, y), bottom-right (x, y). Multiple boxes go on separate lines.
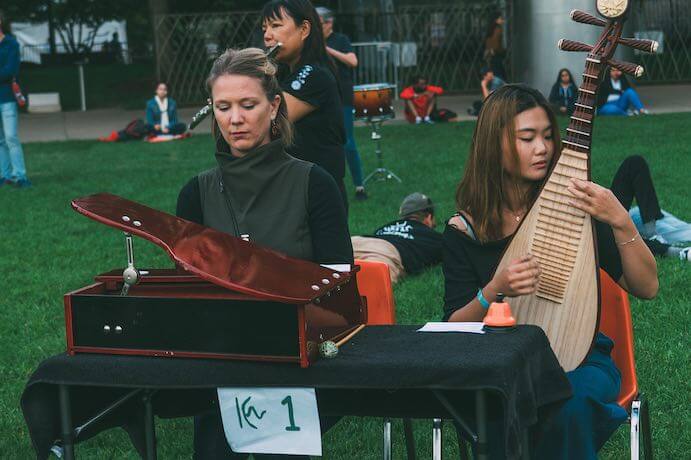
top-left (512, 0), bottom-right (602, 96)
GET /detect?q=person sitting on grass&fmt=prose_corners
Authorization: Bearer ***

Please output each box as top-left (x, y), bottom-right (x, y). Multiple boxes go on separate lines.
top-left (611, 154), bottom-right (690, 261)
top-left (400, 76), bottom-right (443, 124)
top-left (98, 82), bottom-right (188, 142)
top-left (352, 192), bottom-right (443, 283)
top-left (548, 68), bottom-right (578, 116)
top-left (146, 82), bottom-right (187, 136)
top-left (597, 67), bottom-right (649, 116)
top-left (468, 66), bottom-right (506, 116)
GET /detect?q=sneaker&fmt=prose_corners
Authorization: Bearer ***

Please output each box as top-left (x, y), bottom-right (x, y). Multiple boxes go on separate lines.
top-left (15, 178), bottom-right (32, 188)
top-left (354, 187), bottom-right (368, 201)
top-left (680, 247), bottom-right (691, 262)
top-left (424, 116), bottom-right (434, 124)
top-left (639, 108), bottom-right (650, 115)
top-left (415, 116), bottom-right (422, 124)
top-left (643, 235), bottom-right (670, 256)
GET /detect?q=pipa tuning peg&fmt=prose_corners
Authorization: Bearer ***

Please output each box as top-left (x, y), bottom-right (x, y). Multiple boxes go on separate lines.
top-left (618, 37), bottom-right (659, 54)
top-left (558, 39), bottom-right (593, 53)
top-left (608, 59), bottom-right (645, 77)
top-left (570, 10), bottom-right (606, 27)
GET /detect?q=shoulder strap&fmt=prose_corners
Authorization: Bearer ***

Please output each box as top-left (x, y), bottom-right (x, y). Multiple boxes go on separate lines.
top-left (455, 213), bottom-right (477, 241)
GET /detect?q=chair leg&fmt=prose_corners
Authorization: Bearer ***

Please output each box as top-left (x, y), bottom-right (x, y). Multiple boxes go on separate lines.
top-left (640, 395), bottom-right (653, 460)
top-left (383, 418), bottom-right (392, 460)
top-left (457, 436), bottom-right (470, 460)
top-left (432, 418), bottom-right (443, 460)
top-left (631, 399), bottom-right (641, 460)
top-left (402, 418), bottom-right (416, 460)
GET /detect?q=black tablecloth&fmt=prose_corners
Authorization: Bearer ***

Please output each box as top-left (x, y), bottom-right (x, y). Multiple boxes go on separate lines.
top-left (22, 325), bottom-right (571, 458)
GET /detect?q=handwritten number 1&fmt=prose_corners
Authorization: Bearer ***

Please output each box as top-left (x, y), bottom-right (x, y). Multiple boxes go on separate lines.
top-left (281, 396), bottom-right (301, 431)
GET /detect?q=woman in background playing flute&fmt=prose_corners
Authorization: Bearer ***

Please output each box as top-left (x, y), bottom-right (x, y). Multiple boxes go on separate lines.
top-left (261, 0), bottom-right (348, 209)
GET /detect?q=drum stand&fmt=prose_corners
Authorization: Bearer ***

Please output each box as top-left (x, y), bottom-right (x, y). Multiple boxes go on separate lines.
top-left (363, 119), bottom-right (402, 184)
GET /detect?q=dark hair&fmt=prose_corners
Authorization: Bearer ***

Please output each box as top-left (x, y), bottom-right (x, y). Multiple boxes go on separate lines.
top-left (411, 75), bottom-right (427, 84)
top-left (480, 66), bottom-right (494, 77)
top-left (404, 208), bottom-right (434, 221)
top-left (206, 47), bottom-right (293, 146)
top-left (455, 84), bottom-right (561, 242)
top-left (261, 0), bottom-right (335, 75)
top-left (555, 68), bottom-right (574, 85)
top-left (0, 10), bottom-right (11, 35)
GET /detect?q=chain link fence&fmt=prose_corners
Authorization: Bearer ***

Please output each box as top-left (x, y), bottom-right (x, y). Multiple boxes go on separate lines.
top-left (154, 2), bottom-right (508, 105)
top-left (154, 1), bottom-right (690, 106)
top-left (629, 0), bottom-right (691, 84)
top-left (154, 11), bottom-right (260, 104)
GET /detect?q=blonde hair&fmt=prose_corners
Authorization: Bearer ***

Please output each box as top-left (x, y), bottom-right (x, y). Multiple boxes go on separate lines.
top-left (207, 48), bottom-right (293, 146)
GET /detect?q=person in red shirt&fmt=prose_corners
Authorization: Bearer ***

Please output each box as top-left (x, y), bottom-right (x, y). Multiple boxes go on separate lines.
top-left (400, 76), bottom-right (443, 124)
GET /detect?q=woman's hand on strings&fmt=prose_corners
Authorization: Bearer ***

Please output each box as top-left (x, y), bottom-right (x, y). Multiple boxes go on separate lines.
top-left (489, 254), bottom-right (541, 298)
top-left (567, 178), bottom-right (630, 230)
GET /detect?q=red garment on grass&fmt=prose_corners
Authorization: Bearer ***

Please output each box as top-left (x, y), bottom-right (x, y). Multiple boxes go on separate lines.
top-left (400, 84), bottom-right (444, 122)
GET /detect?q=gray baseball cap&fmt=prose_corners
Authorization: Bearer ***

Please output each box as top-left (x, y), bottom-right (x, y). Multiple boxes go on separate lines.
top-left (399, 192), bottom-right (434, 217)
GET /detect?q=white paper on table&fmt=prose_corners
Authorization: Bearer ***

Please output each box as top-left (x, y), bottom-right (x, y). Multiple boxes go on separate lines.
top-left (320, 263), bottom-right (351, 272)
top-left (217, 387), bottom-right (322, 456)
top-left (417, 322), bottom-right (486, 334)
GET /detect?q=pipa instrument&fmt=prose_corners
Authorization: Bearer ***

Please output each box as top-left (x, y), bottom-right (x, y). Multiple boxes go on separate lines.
top-left (496, 0), bottom-right (658, 371)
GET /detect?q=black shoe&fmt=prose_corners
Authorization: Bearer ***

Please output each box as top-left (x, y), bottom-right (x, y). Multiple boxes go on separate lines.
top-left (643, 235), bottom-right (670, 256)
top-left (355, 187), bottom-right (368, 201)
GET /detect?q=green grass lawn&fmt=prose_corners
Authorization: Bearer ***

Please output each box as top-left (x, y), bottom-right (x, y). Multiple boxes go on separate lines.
top-left (1, 114), bottom-right (689, 458)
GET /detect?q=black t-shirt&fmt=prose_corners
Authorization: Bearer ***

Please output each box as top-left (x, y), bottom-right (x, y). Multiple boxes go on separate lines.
top-left (280, 63), bottom-right (346, 182)
top-left (326, 32), bottom-right (355, 105)
top-left (372, 219), bottom-right (444, 274)
top-left (442, 218), bottom-right (623, 321)
top-left (176, 165), bottom-right (353, 265)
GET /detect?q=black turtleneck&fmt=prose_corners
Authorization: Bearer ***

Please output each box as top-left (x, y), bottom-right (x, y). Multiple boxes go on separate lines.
top-left (176, 153), bottom-right (353, 266)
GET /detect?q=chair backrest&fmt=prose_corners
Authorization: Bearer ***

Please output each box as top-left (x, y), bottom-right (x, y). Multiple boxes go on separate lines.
top-left (598, 269), bottom-right (638, 409)
top-left (354, 259), bottom-right (396, 325)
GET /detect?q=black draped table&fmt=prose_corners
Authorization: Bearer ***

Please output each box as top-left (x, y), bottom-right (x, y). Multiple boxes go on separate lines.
top-left (21, 325), bottom-right (571, 460)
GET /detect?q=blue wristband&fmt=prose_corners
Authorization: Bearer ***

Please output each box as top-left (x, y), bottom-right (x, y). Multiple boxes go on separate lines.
top-left (477, 288), bottom-right (491, 309)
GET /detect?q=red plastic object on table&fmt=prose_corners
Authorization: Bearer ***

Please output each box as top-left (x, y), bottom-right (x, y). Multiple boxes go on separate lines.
top-left (483, 294), bottom-right (517, 329)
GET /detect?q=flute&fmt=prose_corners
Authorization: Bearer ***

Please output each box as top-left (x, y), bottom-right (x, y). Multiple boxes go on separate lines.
top-left (188, 43), bottom-right (283, 130)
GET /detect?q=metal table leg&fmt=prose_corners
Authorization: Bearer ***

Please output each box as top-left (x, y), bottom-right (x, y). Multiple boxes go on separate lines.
top-left (59, 385), bottom-right (75, 460)
top-left (432, 418), bottom-right (442, 460)
top-left (143, 391), bottom-right (157, 460)
top-left (475, 390), bottom-right (488, 460)
top-left (382, 418), bottom-right (392, 460)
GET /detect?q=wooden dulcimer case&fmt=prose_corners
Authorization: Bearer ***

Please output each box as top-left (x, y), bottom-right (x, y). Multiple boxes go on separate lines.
top-left (497, 1), bottom-right (657, 371)
top-left (64, 193), bottom-right (367, 368)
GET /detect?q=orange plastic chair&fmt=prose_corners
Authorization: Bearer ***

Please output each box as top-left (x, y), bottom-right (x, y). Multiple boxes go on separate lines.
top-left (598, 269), bottom-right (653, 459)
top-left (354, 259), bottom-right (415, 460)
top-left (354, 259), bottom-right (396, 325)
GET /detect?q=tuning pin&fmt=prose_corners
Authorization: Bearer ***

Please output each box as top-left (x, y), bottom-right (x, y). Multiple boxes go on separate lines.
top-left (608, 59), bottom-right (645, 77)
top-left (570, 9), bottom-right (606, 27)
top-left (558, 39), bottom-right (593, 53)
top-left (618, 37), bottom-right (659, 54)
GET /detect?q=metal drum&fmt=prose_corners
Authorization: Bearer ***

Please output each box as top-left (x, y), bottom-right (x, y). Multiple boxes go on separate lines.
top-left (353, 83), bottom-right (396, 121)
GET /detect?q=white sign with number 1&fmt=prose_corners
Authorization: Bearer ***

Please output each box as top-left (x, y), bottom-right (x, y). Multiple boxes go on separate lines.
top-left (217, 387), bottom-right (322, 456)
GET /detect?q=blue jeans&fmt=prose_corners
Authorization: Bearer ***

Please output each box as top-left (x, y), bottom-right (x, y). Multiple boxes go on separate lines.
top-left (342, 106), bottom-right (364, 187)
top-left (598, 88), bottom-right (644, 115)
top-left (0, 101), bottom-right (27, 181)
top-left (464, 334), bottom-right (627, 459)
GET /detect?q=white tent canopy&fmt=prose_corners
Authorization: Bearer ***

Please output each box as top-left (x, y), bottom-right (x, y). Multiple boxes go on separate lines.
top-left (12, 21), bottom-right (128, 64)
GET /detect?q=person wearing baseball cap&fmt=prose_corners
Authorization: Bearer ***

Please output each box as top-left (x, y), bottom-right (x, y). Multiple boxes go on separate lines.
top-left (351, 192), bottom-right (443, 283)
